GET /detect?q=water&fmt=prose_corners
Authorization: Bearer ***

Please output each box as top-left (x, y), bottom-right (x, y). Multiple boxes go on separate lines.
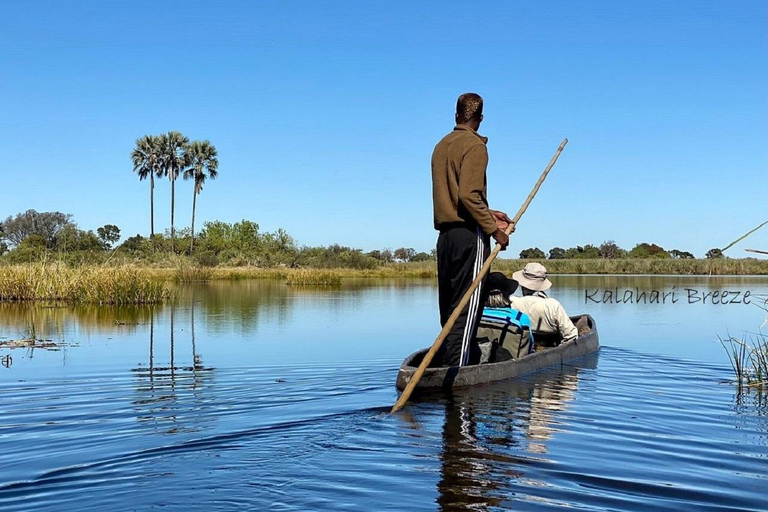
top-left (0, 276), bottom-right (766, 511)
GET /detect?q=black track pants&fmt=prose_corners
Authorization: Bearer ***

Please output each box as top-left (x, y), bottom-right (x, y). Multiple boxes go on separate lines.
top-left (435, 225), bottom-right (490, 367)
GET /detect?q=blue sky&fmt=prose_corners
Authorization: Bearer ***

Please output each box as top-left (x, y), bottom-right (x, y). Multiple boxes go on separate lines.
top-left (1, 1), bottom-right (766, 258)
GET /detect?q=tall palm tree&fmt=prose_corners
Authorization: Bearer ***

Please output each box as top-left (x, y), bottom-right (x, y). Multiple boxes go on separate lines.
top-left (183, 140), bottom-right (219, 252)
top-left (131, 135), bottom-right (163, 237)
top-left (158, 131), bottom-right (190, 252)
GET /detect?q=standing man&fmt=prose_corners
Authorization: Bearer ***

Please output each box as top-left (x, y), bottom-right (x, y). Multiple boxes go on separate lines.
top-left (432, 92), bottom-right (512, 367)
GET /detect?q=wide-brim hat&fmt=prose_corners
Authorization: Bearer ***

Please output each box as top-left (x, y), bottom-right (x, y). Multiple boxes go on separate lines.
top-left (512, 262), bottom-right (552, 292)
top-left (486, 272), bottom-right (518, 298)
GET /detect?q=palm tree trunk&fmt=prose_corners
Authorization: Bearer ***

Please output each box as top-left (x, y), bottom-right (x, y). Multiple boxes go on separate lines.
top-left (170, 178), bottom-right (175, 252)
top-left (150, 174), bottom-right (155, 238)
top-left (190, 189), bottom-right (197, 253)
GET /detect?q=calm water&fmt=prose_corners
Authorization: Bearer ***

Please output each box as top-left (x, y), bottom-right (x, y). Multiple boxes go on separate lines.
top-left (0, 276), bottom-right (766, 511)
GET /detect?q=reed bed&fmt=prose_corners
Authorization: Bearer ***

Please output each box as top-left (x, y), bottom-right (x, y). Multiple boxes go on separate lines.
top-left (720, 333), bottom-right (768, 387)
top-left (1, 256), bottom-right (765, 303)
top-left (285, 268), bottom-right (342, 286)
top-left (0, 262), bottom-right (171, 304)
top-left (175, 264), bottom-right (214, 283)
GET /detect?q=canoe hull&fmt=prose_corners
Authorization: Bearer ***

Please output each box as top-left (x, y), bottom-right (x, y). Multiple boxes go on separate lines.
top-left (395, 314), bottom-right (599, 392)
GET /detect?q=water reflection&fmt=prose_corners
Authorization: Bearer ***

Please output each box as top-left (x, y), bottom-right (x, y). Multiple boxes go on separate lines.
top-left (131, 301), bottom-right (214, 435)
top-left (0, 301), bottom-right (156, 335)
top-left (191, 280), bottom-right (297, 334)
top-left (432, 355), bottom-right (598, 511)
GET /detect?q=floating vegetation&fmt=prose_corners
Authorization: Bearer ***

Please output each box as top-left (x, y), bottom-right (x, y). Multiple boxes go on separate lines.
top-left (285, 269), bottom-right (342, 286)
top-left (0, 262), bottom-right (171, 304)
top-left (0, 338), bottom-right (59, 350)
top-left (720, 332), bottom-right (768, 388)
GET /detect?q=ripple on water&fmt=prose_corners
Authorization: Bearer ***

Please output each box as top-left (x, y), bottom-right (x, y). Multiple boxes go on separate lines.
top-left (0, 349), bottom-right (766, 511)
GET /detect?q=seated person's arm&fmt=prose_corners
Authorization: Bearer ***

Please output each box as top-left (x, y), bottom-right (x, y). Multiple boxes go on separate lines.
top-left (556, 303), bottom-right (578, 342)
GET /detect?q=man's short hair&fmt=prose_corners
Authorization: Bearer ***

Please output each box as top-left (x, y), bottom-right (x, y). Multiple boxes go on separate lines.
top-left (456, 93), bottom-right (483, 122)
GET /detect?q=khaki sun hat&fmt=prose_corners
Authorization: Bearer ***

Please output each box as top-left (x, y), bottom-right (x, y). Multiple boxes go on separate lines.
top-left (512, 262), bottom-right (552, 292)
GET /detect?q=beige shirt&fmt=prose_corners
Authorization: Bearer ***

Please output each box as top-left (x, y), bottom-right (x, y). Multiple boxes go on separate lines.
top-left (508, 295), bottom-right (578, 342)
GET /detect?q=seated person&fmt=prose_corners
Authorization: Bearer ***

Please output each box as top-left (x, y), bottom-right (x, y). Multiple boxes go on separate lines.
top-left (477, 273), bottom-right (533, 362)
top-left (501, 262), bottom-right (578, 346)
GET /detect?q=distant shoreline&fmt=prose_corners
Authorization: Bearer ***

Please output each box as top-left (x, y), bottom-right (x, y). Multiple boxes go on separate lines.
top-left (1, 259), bottom-right (766, 303)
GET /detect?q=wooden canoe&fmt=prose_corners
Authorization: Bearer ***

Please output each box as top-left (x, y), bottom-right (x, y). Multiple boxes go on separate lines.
top-left (395, 314), bottom-right (599, 392)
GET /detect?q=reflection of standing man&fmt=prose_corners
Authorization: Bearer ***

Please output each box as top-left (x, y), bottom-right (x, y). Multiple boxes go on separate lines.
top-left (432, 93), bottom-right (512, 366)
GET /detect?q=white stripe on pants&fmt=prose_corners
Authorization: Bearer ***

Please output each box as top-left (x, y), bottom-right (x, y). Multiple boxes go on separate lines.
top-left (459, 227), bottom-right (484, 366)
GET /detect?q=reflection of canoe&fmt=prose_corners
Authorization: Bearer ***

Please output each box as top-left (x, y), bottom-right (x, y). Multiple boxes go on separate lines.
top-left (395, 314), bottom-right (599, 392)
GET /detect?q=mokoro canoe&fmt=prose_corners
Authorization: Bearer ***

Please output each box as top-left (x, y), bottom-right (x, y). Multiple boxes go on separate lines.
top-left (395, 314), bottom-right (599, 392)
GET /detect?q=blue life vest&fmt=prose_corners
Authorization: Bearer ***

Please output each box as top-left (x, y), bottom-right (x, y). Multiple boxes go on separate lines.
top-left (481, 307), bottom-right (534, 343)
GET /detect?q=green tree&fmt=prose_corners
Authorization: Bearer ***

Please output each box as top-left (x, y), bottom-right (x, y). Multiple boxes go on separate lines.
top-left (670, 249), bottom-right (694, 259)
top-left (131, 135), bottom-right (163, 237)
top-left (563, 245), bottom-right (600, 259)
top-left (411, 252), bottom-right (433, 262)
top-left (706, 248), bottom-right (724, 259)
top-left (231, 220), bottom-right (260, 253)
top-left (120, 234), bottom-right (147, 253)
top-left (629, 243), bottom-right (670, 259)
top-left (519, 247), bottom-right (546, 259)
top-left (394, 247), bottom-right (416, 262)
top-left (56, 225), bottom-right (103, 252)
top-left (548, 247), bottom-right (566, 259)
top-left (97, 224), bottom-right (121, 249)
top-left (7, 234), bottom-right (48, 262)
top-left (159, 131), bottom-right (190, 252)
top-left (0, 210), bottom-right (73, 248)
top-left (183, 140), bottom-right (219, 252)
top-left (198, 220), bottom-right (234, 254)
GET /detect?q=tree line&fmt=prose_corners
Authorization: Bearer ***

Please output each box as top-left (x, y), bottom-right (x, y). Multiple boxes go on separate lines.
top-left (131, 131), bottom-right (218, 252)
top-left (1, 212), bottom-right (729, 267)
top-left (0, 210), bottom-right (424, 269)
top-left (518, 240), bottom-right (725, 260)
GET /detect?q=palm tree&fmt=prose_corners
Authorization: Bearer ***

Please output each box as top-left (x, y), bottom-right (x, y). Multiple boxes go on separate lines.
top-left (131, 135), bottom-right (163, 237)
top-left (183, 140), bottom-right (219, 252)
top-left (158, 131), bottom-right (190, 252)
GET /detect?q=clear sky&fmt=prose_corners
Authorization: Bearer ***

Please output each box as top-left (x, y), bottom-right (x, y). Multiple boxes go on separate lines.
top-left (1, 1), bottom-right (766, 258)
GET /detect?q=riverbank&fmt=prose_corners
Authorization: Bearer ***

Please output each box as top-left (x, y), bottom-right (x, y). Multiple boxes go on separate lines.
top-left (188, 258), bottom-right (768, 279)
top-left (1, 258), bottom-right (767, 303)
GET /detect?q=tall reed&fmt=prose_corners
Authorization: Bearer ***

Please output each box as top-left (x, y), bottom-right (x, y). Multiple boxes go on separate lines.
top-left (0, 262), bottom-right (171, 304)
top-left (175, 263), bottom-right (214, 283)
top-left (720, 332), bottom-right (768, 387)
top-left (285, 268), bottom-right (342, 286)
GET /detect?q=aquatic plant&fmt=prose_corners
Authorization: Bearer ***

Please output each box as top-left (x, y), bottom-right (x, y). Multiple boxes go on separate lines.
top-left (720, 332), bottom-right (768, 387)
top-left (285, 269), bottom-right (342, 286)
top-left (0, 261), bottom-right (171, 304)
top-left (175, 262), bottom-right (214, 283)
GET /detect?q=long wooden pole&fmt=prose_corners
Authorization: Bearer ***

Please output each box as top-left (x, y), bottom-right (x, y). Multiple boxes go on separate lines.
top-left (746, 249), bottom-right (768, 255)
top-left (721, 220), bottom-right (768, 253)
top-left (391, 138), bottom-right (568, 413)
